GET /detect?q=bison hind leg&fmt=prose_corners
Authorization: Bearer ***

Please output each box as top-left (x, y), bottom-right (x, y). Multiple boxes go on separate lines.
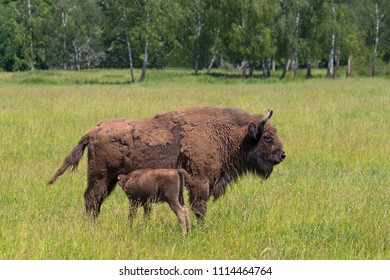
top-left (84, 175), bottom-right (117, 218)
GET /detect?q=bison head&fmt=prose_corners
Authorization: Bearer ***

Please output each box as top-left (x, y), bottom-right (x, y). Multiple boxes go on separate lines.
top-left (244, 109), bottom-right (285, 178)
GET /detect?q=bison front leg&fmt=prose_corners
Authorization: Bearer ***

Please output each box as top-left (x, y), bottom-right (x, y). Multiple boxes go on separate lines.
top-left (188, 180), bottom-right (210, 221)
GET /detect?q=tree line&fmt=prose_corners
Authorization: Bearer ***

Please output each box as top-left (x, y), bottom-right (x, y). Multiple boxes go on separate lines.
top-left (0, 0), bottom-right (389, 80)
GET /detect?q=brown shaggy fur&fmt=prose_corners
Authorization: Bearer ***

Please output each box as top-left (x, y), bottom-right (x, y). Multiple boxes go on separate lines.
top-left (48, 107), bottom-right (285, 220)
top-left (117, 168), bottom-right (191, 235)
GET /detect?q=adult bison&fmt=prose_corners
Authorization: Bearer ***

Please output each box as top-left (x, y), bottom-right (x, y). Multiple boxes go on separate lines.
top-left (48, 107), bottom-right (285, 220)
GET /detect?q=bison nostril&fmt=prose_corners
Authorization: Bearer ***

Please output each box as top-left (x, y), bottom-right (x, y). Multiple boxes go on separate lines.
top-left (281, 152), bottom-right (286, 160)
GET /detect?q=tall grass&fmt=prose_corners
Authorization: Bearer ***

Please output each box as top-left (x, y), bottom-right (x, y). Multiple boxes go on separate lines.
top-left (0, 69), bottom-right (388, 259)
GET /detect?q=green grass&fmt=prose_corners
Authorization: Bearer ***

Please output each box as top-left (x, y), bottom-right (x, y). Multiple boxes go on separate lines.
top-left (0, 69), bottom-right (388, 259)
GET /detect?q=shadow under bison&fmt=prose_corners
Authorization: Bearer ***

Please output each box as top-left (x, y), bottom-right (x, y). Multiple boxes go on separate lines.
top-left (49, 107), bottom-right (285, 220)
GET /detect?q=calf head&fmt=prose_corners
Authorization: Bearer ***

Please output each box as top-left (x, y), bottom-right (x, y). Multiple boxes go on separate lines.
top-left (117, 174), bottom-right (127, 187)
top-left (245, 109), bottom-right (286, 178)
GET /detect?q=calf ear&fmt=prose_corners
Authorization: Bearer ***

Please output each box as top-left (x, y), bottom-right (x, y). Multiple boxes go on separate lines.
top-left (247, 123), bottom-right (259, 140)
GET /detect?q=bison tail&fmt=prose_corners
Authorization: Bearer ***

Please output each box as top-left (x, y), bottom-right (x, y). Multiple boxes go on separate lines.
top-left (48, 133), bottom-right (90, 185)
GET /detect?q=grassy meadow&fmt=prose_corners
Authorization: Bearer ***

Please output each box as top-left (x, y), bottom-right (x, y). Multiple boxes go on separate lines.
top-left (0, 69), bottom-right (388, 259)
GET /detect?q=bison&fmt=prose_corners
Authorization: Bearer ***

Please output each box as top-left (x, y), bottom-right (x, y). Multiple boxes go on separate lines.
top-left (48, 107), bottom-right (285, 220)
top-left (117, 168), bottom-right (191, 235)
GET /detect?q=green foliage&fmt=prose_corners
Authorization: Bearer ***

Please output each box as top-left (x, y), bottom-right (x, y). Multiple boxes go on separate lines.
top-left (0, 0), bottom-right (389, 75)
top-left (0, 69), bottom-right (389, 259)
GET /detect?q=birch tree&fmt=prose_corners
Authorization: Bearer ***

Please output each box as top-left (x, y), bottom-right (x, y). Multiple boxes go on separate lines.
top-left (26, 0), bottom-right (33, 70)
top-left (6, 0), bottom-right (50, 71)
top-left (138, 0), bottom-right (151, 82)
top-left (337, 1), bottom-right (363, 78)
top-left (70, 0), bottom-right (104, 70)
top-left (50, 0), bottom-right (76, 69)
top-left (300, 0), bottom-right (323, 78)
top-left (99, 0), bottom-right (136, 80)
top-left (276, 0), bottom-right (303, 79)
top-left (121, 0), bottom-right (135, 82)
top-left (11, 0), bottom-right (35, 71)
top-left (193, 0), bottom-right (204, 75)
top-left (369, 2), bottom-right (385, 76)
top-left (203, 0), bottom-right (224, 73)
top-left (292, 0), bottom-right (301, 77)
top-left (326, 0), bottom-right (336, 78)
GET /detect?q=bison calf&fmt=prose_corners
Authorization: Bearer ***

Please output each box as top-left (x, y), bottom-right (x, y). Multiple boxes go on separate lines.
top-left (117, 168), bottom-right (191, 235)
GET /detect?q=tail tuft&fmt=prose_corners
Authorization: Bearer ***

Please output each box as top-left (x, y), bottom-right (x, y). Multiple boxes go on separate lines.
top-left (48, 133), bottom-right (90, 185)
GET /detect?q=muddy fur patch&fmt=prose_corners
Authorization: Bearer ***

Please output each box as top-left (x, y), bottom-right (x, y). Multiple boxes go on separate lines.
top-left (132, 119), bottom-right (176, 147)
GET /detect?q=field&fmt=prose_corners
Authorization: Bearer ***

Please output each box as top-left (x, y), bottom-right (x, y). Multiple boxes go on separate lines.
top-left (0, 69), bottom-right (388, 259)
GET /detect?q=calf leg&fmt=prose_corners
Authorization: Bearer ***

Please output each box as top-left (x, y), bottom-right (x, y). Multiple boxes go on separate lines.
top-left (143, 204), bottom-right (152, 221)
top-left (128, 201), bottom-right (138, 227)
top-left (183, 206), bottom-right (191, 233)
top-left (168, 201), bottom-right (189, 235)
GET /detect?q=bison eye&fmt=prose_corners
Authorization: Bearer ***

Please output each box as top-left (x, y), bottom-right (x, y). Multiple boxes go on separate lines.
top-left (263, 134), bottom-right (274, 143)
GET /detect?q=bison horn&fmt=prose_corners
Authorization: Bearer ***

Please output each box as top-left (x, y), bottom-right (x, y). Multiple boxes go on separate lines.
top-left (258, 109), bottom-right (273, 133)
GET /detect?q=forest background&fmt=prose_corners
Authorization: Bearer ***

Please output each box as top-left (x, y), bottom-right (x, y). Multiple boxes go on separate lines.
top-left (0, 0), bottom-right (389, 80)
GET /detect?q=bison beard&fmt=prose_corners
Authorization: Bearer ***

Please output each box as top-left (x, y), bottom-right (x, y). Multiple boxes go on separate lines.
top-left (48, 107), bottom-right (285, 221)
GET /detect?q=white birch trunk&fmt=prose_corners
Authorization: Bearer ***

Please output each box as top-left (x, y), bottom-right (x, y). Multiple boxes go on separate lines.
top-left (280, 58), bottom-right (291, 79)
top-left (369, 3), bottom-right (383, 76)
top-left (293, 0), bottom-right (300, 78)
top-left (306, 59), bottom-right (312, 78)
top-left (139, 34), bottom-right (149, 82)
top-left (125, 26), bottom-right (135, 83)
top-left (60, 0), bottom-right (67, 69)
top-left (293, 54), bottom-right (298, 77)
top-left (72, 40), bottom-right (81, 71)
top-left (242, 58), bottom-right (248, 78)
top-left (327, 33), bottom-right (335, 78)
top-left (61, 0), bottom-right (67, 70)
top-left (346, 54), bottom-right (352, 77)
top-left (261, 57), bottom-right (266, 77)
top-left (27, 0), bottom-right (34, 71)
top-left (194, 0), bottom-right (202, 75)
top-left (327, 0), bottom-right (335, 78)
top-left (332, 49), bottom-right (340, 79)
top-left (206, 57), bottom-right (215, 73)
top-left (61, 8), bottom-right (67, 69)
top-left (57, 1), bottom-right (76, 70)
top-left (121, 0), bottom-right (135, 82)
top-left (139, 0), bottom-right (150, 82)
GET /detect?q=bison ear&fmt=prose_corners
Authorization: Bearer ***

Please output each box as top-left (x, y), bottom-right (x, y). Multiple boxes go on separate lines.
top-left (248, 109), bottom-right (273, 140)
top-left (247, 123), bottom-right (259, 140)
